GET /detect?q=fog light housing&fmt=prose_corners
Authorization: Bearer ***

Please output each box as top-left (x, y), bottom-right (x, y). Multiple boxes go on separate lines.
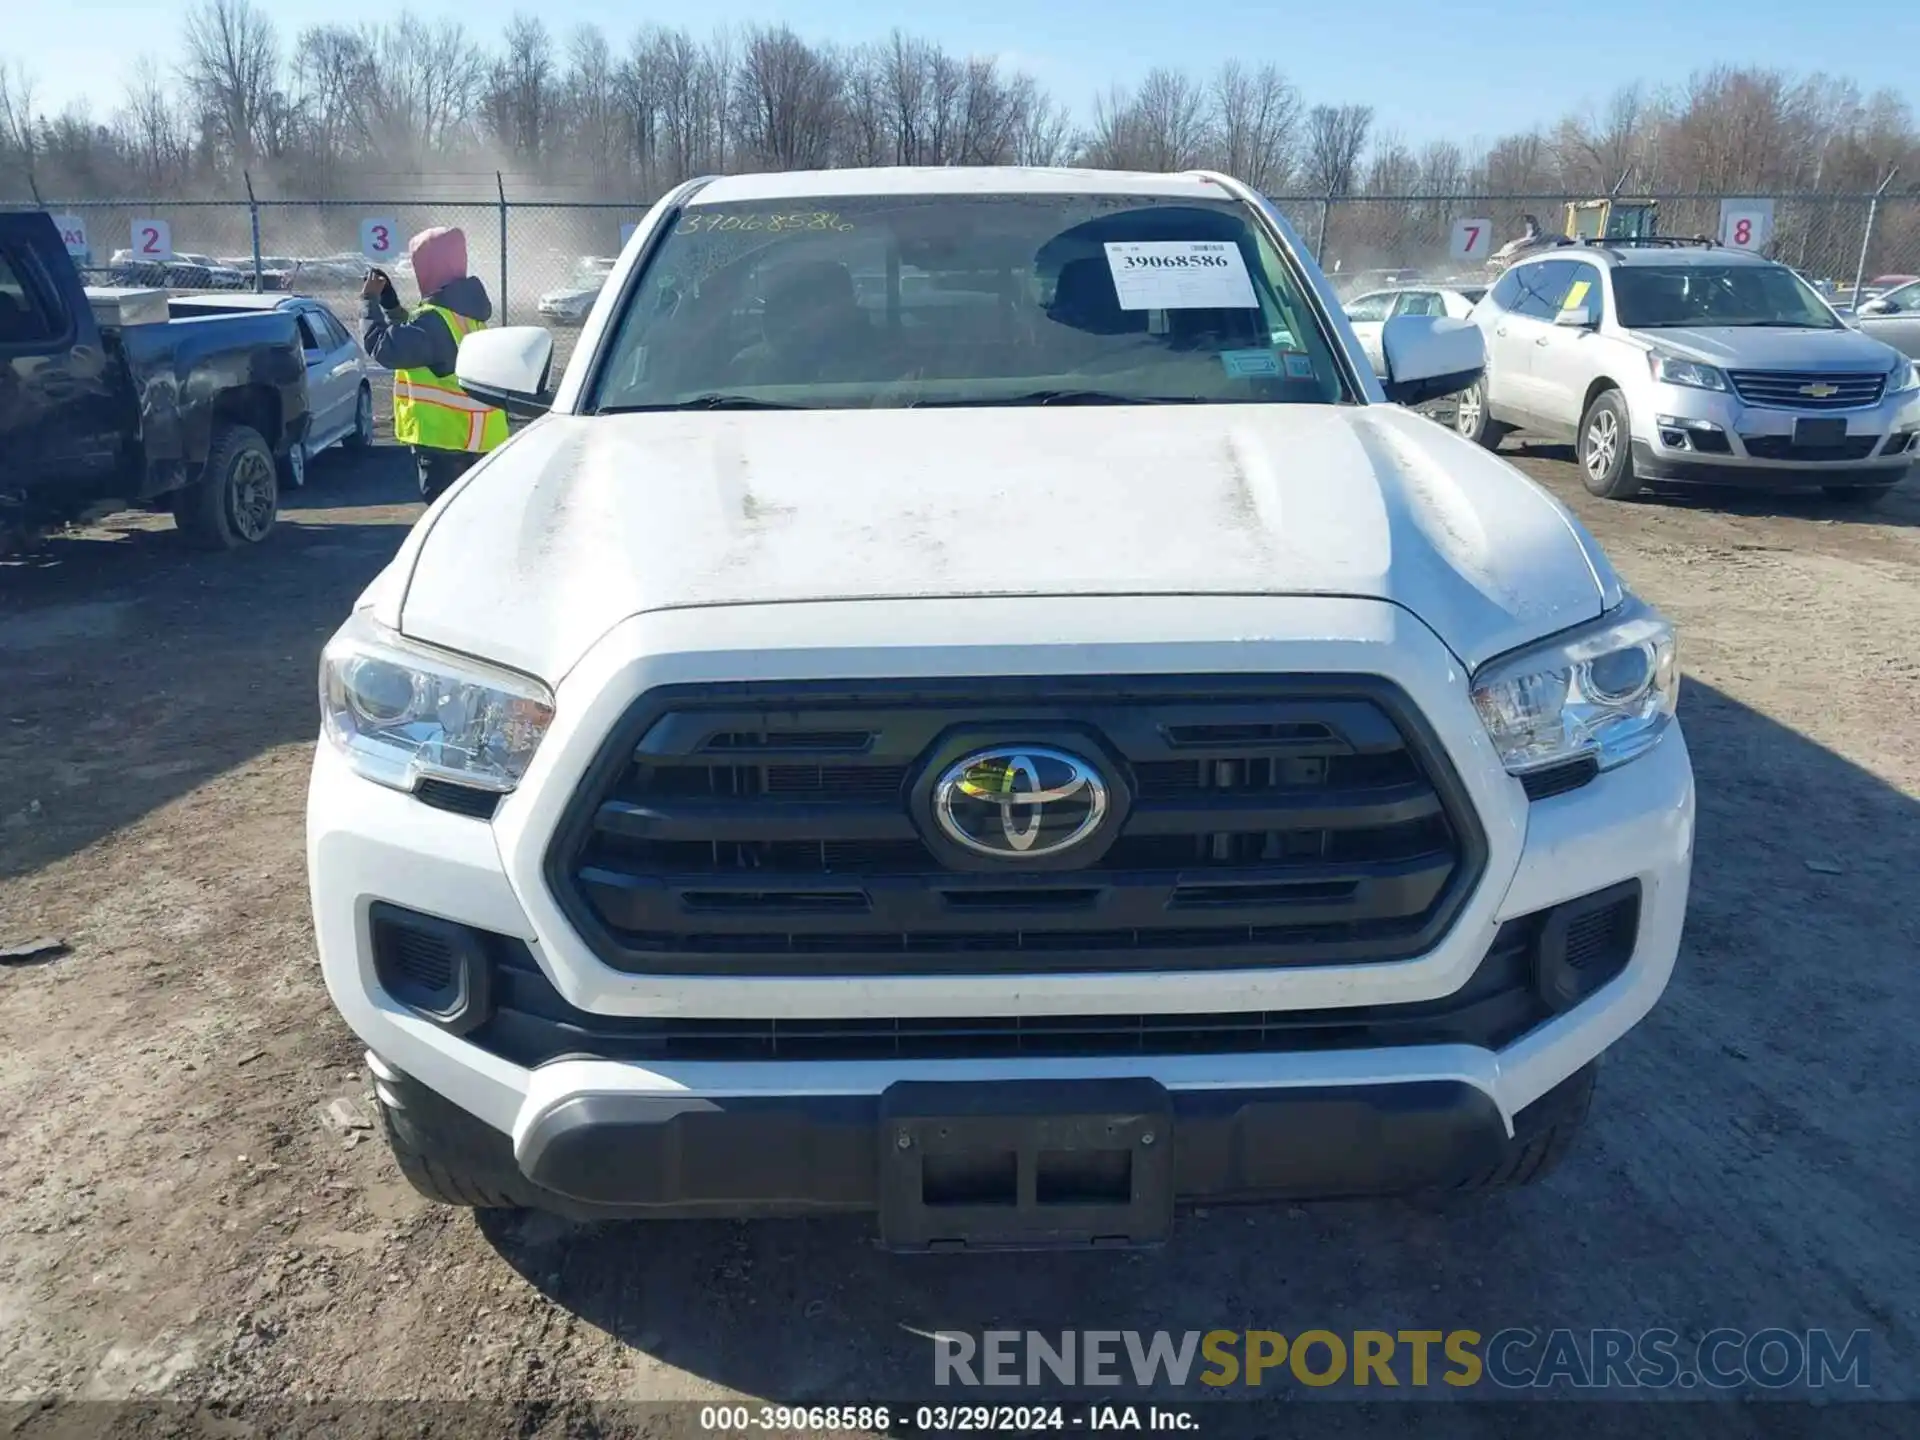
top-left (1533, 881), bottom-right (1642, 1012)
top-left (368, 903), bottom-right (493, 1035)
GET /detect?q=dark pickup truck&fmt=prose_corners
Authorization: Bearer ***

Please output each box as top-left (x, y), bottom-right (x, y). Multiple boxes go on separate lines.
top-left (1, 209), bottom-right (309, 551)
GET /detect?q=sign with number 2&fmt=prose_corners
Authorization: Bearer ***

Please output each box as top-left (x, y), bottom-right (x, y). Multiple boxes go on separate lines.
top-left (1450, 217), bottom-right (1493, 261)
top-left (131, 218), bottom-right (173, 262)
top-left (361, 217), bottom-right (401, 263)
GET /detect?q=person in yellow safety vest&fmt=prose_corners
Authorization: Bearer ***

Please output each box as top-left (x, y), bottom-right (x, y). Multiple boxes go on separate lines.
top-left (359, 226), bottom-right (508, 504)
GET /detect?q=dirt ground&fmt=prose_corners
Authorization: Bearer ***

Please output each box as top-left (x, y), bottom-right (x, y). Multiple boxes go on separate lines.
top-left (2, 415), bottom-right (1917, 1428)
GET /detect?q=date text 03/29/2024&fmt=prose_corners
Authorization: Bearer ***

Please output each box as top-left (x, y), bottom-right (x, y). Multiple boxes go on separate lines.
top-left (697, 1405), bottom-right (1197, 1433)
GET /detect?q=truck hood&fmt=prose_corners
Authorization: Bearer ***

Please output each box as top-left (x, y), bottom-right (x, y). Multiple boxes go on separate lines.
top-left (397, 404), bottom-right (1616, 681)
top-left (1627, 323), bottom-right (1899, 370)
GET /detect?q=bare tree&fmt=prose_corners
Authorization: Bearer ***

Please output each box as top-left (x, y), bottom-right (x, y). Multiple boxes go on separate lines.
top-left (565, 25), bottom-right (622, 184)
top-left (180, 0), bottom-right (281, 172)
top-left (1301, 102), bottom-right (1372, 196)
top-left (484, 13), bottom-right (558, 167)
top-left (1210, 62), bottom-right (1299, 191)
top-left (0, 60), bottom-right (40, 178)
top-left (1011, 80), bottom-right (1077, 167)
top-left (733, 24), bottom-right (842, 171)
top-left (120, 56), bottom-right (189, 189)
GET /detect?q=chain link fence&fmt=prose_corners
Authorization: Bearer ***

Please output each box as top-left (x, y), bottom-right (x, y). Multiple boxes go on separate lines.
top-left (1298, 194), bottom-right (1919, 300)
top-left (10, 188), bottom-right (1919, 335)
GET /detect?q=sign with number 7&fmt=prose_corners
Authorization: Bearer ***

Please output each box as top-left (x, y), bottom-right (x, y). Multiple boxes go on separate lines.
top-left (361, 217), bottom-right (402, 263)
top-left (1450, 217), bottom-right (1493, 261)
top-left (131, 218), bottom-right (173, 262)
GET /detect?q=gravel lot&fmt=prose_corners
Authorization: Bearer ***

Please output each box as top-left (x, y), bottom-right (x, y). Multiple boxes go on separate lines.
top-left (1, 408), bottom-right (1917, 1428)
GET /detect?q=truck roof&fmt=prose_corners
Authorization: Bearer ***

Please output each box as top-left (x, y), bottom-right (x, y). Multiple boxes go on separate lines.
top-left (690, 167), bottom-right (1234, 205)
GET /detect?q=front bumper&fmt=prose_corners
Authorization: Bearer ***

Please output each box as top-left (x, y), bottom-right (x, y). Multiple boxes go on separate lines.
top-left (1634, 376), bottom-right (1920, 482)
top-left (309, 596), bottom-right (1696, 1220)
top-left (374, 1053), bottom-right (1595, 1227)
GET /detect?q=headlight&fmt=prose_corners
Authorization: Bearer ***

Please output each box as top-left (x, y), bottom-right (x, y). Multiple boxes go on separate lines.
top-left (319, 611), bottom-right (554, 793)
top-left (1470, 596), bottom-right (1679, 776)
top-left (1647, 352), bottom-right (1728, 391)
top-left (1890, 356), bottom-right (1918, 396)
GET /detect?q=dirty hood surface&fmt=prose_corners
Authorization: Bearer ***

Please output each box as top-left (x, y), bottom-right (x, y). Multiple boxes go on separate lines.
top-left (399, 403), bottom-right (1611, 679)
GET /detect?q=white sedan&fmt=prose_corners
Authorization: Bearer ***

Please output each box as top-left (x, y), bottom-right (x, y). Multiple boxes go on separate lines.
top-left (1344, 285), bottom-right (1487, 375)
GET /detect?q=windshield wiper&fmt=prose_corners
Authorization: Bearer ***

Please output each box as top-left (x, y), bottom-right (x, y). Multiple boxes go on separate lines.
top-left (598, 394), bottom-right (803, 413)
top-left (929, 389), bottom-right (1207, 408)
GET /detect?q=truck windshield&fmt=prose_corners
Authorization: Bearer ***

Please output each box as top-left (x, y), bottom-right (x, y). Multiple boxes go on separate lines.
top-left (1612, 264), bottom-right (1842, 330)
top-left (588, 192), bottom-right (1350, 411)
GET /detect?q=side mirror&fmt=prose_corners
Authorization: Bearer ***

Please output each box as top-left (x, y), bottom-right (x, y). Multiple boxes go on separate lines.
top-left (455, 326), bottom-right (556, 418)
top-left (1856, 298), bottom-right (1893, 317)
top-left (1554, 306), bottom-right (1595, 328)
top-left (1379, 314), bottom-right (1485, 408)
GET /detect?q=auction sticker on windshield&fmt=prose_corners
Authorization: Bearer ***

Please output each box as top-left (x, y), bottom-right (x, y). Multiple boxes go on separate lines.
top-left (1105, 241), bottom-right (1258, 310)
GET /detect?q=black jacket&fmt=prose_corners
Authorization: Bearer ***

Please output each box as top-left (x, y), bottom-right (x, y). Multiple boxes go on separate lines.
top-left (361, 274), bottom-right (494, 375)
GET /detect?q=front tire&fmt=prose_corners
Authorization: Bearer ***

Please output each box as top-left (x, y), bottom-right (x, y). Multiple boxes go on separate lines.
top-left (379, 1085), bottom-right (523, 1210)
top-left (171, 423), bottom-right (278, 549)
top-left (1453, 379), bottom-right (1509, 451)
top-left (277, 440), bottom-right (307, 491)
top-left (1578, 389), bottom-right (1642, 499)
top-left (345, 384), bottom-right (374, 449)
top-left (1453, 1064), bottom-right (1595, 1191)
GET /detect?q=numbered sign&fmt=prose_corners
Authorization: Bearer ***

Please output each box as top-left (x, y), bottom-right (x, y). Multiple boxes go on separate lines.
top-left (131, 218), bottom-right (173, 261)
top-left (1450, 217), bottom-right (1494, 262)
top-left (360, 217), bottom-right (402, 263)
top-left (51, 214), bottom-right (88, 257)
top-left (1719, 200), bottom-right (1774, 252)
top-left (620, 222), bottom-right (640, 248)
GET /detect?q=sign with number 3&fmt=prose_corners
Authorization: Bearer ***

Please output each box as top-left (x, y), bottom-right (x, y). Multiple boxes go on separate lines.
top-left (131, 218), bottom-right (173, 261)
top-left (361, 217), bottom-right (402, 263)
top-left (1450, 218), bottom-right (1493, 261)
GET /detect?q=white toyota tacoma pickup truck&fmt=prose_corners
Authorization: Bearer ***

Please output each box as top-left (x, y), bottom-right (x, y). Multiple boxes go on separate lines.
top-left (308, 167), bottom-right (1693, 1250)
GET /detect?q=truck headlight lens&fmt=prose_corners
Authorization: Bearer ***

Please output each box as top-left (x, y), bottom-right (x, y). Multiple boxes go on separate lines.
top-left (1647, 352), bottom-right (1728, 391)
top-left (1470, 597), bottom-right (1679, 775)
top-left (319, 611), bottom-right (554, 793)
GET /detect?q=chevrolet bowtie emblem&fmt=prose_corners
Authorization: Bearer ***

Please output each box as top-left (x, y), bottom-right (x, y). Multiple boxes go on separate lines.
top-left (1800, 383), bottom-right (1839, 398)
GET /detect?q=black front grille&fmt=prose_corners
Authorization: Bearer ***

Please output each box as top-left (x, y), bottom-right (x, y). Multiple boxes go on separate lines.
top-left (546, 677), bottom-right (1486, 977)
top-left (1727, 370), bottom-right (1885, 411)
top-left (1741, 434), bottom-right (1882, 463)
top-left (469, 922), bottom-right (1548, 1065)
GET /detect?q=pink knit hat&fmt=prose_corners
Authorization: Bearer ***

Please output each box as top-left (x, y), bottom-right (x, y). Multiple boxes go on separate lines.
top-left (408, 226), bottom-right (468, 297)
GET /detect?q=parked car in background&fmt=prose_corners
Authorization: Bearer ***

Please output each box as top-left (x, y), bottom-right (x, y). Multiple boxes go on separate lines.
top-left (170, 293), bottom-right (374, 485)
top-left (1455, 239), bottom-right (1919, 503)
top-left (1852, 279), bottom-right (1920, 360)
top-left (538, 257), bottom-right (618, 326)
top-left (1345, 285), bottom-right (1488, 374)
top-left (290, 256), bottom-right (372, 290)
top-left (176, 252), bottom-right (249, 289)
top-left (2, 210), bottom-right (309, 552)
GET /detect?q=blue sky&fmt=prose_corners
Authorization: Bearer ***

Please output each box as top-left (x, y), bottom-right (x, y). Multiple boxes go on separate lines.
top-left (11, 0), bottom-right (1915, 151)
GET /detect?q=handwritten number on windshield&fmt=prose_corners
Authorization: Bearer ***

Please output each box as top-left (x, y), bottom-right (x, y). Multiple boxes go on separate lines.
top-left (676, 212), bottom-right (855, 236)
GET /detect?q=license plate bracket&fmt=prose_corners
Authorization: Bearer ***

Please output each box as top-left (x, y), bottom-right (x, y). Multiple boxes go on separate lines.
top-left (878, 1079), bottom-right (1174, 1252)
top-left (1794, 416), bottom-right (1847, 447)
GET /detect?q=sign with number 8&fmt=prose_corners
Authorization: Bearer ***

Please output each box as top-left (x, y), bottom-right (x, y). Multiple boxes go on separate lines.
top-left (361, 217), bottom-right (402, 263)
top-left (131, 218), bottom-right (173, 262)
top-left (1718, 199), bottom-right (1773, 253)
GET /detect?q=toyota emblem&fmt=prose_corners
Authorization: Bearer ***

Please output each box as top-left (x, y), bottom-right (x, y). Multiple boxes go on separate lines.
top-left (932, 746), bottom-right (1109, 859)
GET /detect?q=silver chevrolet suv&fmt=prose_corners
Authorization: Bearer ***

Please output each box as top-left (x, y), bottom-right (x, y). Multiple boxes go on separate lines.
top-left (1455, 239), bottom-right (1920, 503)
